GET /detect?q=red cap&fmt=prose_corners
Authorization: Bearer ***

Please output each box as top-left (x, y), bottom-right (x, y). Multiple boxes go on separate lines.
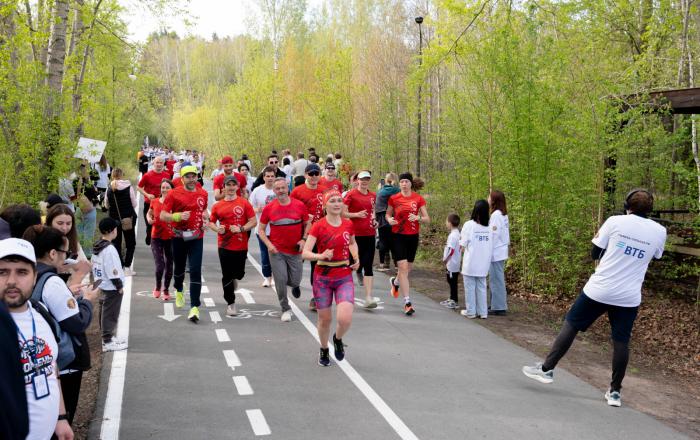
top-left (220, 156), bottom-right (234, 164)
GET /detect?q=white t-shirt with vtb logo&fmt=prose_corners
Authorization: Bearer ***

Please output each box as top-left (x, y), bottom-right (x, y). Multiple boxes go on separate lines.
top-left (583, 214), bottom-right (667, 307)
top-left (460, 220), bottom-right (493, 277)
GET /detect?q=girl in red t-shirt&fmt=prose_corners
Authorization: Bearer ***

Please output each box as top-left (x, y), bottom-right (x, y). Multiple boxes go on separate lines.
top-left (146, 179), bottom-right (175, 300)
top-left (385, 172), bottom-right (430, 316)
top-left (302, 190), bottom-right (359, 367)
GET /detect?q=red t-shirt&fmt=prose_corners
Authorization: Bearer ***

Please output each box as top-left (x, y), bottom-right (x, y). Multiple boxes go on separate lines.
top-left (260, 199), bottom-right (308, 255)
top-left (213, 171), bottom-right (247, 196)
top-left (309, 218), bottom-right (354, 277)
top-left (150, 198), bottom-right (174, 240)
top-left (209, 198), bottom-right (255, 251)
top-left (343, 189), bottom-right (376, 237)
top-left (291, 184), bottom-right (324, 224)
top-left (138, 170), bottom-right (170, 201)
top-left (165, 160), bottom-right (176, 176)
top-left (319, 177), bottom-right (343, 193)
top-left (388, 192), bottom-right (426, 235)
top-left (162, 186), bottom-right (209, 239)
top-left (172, 177), bottom-right (183, 188)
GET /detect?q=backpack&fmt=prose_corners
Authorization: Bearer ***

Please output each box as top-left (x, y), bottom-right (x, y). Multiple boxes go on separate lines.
top-left (30, 272), bottom-right (77, 370)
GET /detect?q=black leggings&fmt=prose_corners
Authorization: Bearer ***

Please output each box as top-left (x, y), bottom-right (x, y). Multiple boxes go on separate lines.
top-left (112, 217), bottom-right (136, 268)
top-left (542, 321), bottom-right (630, 392)
top-left (446, 271), bottom-right (459, 302)
top-left (355, 236), bottom-right (375, 276)
top-left (377, 225), bottom-right (392, 264)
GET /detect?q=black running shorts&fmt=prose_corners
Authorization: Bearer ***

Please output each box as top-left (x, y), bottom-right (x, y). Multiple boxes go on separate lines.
top-left (391, 233), bottom-right (419, 263)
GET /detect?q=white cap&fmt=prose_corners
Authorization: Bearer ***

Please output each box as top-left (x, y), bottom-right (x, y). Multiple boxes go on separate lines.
top-left (357, 171), bottom-right (372, 179)
top-left (0, 238), bottom-right (36, 264)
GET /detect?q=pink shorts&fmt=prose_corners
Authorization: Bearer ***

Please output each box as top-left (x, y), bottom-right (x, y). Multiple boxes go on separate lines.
top-left (312, 273), bottom-right (355, 310)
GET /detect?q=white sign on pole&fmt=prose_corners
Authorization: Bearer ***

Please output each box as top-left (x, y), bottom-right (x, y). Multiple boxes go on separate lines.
top-left (75, 137), bottom-right (107, 163)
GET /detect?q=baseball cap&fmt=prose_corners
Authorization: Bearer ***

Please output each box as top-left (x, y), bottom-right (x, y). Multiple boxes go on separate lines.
top-left (220, 156), bottom-right (234, 164)
top-left (180, 165), bottom-right (198, 176)
top-left (0, 238), bottom-right (36, 265)
top-left (224, 175), bottom-right (239, 186)
top-left (305, 163), bottom-right (321, 174)
top-left (357, 171), bottom-right (371, 179)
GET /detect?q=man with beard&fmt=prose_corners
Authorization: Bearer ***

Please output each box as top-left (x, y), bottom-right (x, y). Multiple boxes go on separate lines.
top-left (213, 156), bottom-right (247, 199)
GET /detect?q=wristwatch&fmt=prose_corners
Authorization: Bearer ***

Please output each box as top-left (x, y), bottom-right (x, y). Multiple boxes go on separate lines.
top-left (57, 414), bottom-right (68, 421)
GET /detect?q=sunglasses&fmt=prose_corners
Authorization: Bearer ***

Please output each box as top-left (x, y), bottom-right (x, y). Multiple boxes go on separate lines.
top-left (269, 161), bottom-right (278, 165)
top-left (55, 249), bottom-right (78, 260)
top-left (307, 171), bottom-right (320, 176)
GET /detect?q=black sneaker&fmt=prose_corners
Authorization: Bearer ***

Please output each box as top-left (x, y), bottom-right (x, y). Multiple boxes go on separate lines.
top-left (292, 286), bottom-right (301, 298)
top-left (332, 333), bottom-right (345, 361)
top-left (145, 236), bottom-right (151, 246)
top-left (318, 348), bottom-right (331, 367)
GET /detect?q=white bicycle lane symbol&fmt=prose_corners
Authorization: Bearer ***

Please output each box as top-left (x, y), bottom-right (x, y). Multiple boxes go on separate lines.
top-left (230, 309), bottom-right (280, 319)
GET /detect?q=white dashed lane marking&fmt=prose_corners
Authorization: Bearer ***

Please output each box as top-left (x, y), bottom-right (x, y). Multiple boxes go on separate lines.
top-left (209, 311), bottom-right (222, 323)
top-left (223, 349), bottom-right (241, 370)
top-left (246, 409), bottom-right (271, 436)
top-left (233, 376), bottom-right (254, 396)
top-left (215, 329), bottom-right (230, 342)
top-left (203, 297), bottom-right (216, 307)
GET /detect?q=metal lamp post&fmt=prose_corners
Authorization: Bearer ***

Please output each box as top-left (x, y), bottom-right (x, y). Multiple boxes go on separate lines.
top-left (415, 16), bottom-right (424, 176)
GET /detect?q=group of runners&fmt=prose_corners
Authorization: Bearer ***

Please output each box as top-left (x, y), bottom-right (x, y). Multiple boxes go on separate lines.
top-left (139, 151), bottom-right (431, 366)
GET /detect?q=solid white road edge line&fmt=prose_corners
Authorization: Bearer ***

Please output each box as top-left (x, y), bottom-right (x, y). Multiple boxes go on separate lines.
top-left (247, 254), bottom-right (420, 440)
top-left (233, 376), bottom-right (254, 395)
top-left (246, 409), bottom-right (271, 436)
top-left (216, 328), bottom-right (231, 342)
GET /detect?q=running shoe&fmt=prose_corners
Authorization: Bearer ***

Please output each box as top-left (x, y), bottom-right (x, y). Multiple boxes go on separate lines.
top-left (376, 263), bottom-right (388, 272)
top-left (604, 389), bottom-right (622, 407)
top-left (291, 286), bottom-right (301, 298)
top-left (226, 304), bottom-right (237, 317)
top-left (280, 311), bottom-right (292, 322)
top-left (389, 277), bottom-right (399, 298)
top-left (363, 298), bottom-right (378, 309)
top-left (404, 302), bottom-right (415, 315)
top-left (175, 290), bottom-right (184, 308)
top-left (102, 340), bottom-right (128, 352)
top-left (152, 288), bottom-right (161, 299)
top-left (318, 348), bottom-right (331, 367)
top-left (522, 362), bottom-right (554, 384)
top-left (262, 278), bottom-right (271, 287)
top-left (460, 310), bottom-right (476, 319)
top-left (332, 333), bottom-right (345, 361)
top-left (309, 298), bottom-right (317, 312)
top-left (162, 289), bottom-right (170, 301)
top-left (441, 299), bottom-right (458, 309)
top-left (188, 306), bottom-right (200, 323)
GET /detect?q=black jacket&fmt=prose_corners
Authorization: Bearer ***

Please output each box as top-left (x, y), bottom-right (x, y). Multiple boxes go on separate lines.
top-left (0, 302), bottom-right (29, 439)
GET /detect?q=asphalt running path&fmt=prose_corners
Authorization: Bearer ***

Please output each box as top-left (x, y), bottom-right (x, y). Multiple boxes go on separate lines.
top-left (90, 182), bottom-right (688, 440)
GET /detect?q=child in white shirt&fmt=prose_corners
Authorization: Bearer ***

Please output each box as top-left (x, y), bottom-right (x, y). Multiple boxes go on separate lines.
top-left (441, 213), bottom-right (462, 309)
top-left (460, 200), bottom-right (493, 319)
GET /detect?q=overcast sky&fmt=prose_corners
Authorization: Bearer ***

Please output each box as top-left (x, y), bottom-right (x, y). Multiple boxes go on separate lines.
top-left (126, 0), bottom-right (323, 43)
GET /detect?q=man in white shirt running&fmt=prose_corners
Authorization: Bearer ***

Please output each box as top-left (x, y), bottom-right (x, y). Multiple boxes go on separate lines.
top-left (522, 189), bottom-right (666, 408)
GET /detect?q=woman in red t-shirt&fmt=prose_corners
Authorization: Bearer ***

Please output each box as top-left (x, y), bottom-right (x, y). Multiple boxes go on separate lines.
top-left (385, 172), bottom-right (430, 316)
top-left (302, 190), bottom-right (359, 367)
top-left (146, 179), bottom-right (175, 300)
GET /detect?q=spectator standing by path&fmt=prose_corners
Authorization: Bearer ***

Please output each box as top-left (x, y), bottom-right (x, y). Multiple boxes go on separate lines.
top-left (23, 225), bottom-right (97, 427)
top-left (440, 213), bottom-right (461, 310)
top-left (249, 167), bottom-right (278, 288)
top-left (0, 238), bottom-right (74, 440)
top-left (160, 165), bottom-right (209, 323)
top-left (147, 179), bottom-right (175, 300)
top-left (213, 156), bottom-right (247, 200)
top-left (375, 173), bottom-right (399, 272)
top-left (251, 154), bottom-right (286, 191)
top-left (488, 190), bottom-right (510, 315)
top-left (303, 190), bottom-right (360, 366)
top-left (74, 162), bottom-right (99, 258)
top-left (91, 218), bottom-right (128, 352)
top-left (385, 173), bottom-right (430, 316)
top-left (105, 169), bottom-right (138, 275)
top-left (45, 205), bottom-right (93, 286)
top-left (291, 163), bottom-right (325, 311)
top-left (137, 156), bottom-right (169, 246)
top-left (208, 176), bottom-right (257, 317)
top-left (343, 170), bottom-right (377, 308)
top-left (93, 155), bottom-right (111, 208)
top-left (459, 202), bottom-right (493, 319)
top-left (258, 178), bottom-right (310, 322)
top-left (522, 189), bottom-right (667, 408)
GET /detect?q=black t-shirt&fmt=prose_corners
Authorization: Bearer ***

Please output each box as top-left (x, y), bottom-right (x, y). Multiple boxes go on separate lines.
top-left (138, 155), bottom-right (149, 174)
top-left (0, 302), bottom-right (29, 439)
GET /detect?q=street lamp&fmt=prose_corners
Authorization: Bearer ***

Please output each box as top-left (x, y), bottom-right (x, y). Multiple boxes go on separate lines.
top-left (415, 16), bottom-right (424, 176)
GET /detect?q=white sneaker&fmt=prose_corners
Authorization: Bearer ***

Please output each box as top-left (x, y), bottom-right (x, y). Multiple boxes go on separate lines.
top-left (226, 304), bottom-right (237, 316)
top-left (280, 311), bottom-right (292, 322)
top-left (124, 268), bottom-right (136, 277)
top-left (102, 340), bottom-right (128, 352)
top-left (262, 278), bottom-right (271, 287)
top-left (460, 310), bottom-right (476, 319)
top-left (605, 389), bottom-right (622, 407)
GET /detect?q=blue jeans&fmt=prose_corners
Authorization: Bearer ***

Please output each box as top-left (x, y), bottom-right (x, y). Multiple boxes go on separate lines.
top-left (77, 208), bottom-right (97, 258)
top-left (488, 260), bottom-right (508, 311)
top-left (172, 238), bottom-right (203, 307)
top-left (256, 235), bottom-right (272, 278)
top-left (463, 275), bottom-right (487, 317)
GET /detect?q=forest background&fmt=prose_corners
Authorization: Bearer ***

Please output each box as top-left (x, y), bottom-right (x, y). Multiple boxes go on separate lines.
top-left (0, 0), bottom-right (699, 304)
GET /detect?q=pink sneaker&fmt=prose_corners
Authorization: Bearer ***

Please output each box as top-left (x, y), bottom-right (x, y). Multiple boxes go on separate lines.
top-left (152, 288), bottom-right (161, 299)
top-left (162, 290), bottom-right (170, 301)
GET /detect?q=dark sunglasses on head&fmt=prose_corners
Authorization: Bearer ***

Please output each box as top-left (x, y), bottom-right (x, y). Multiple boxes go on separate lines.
top-left (307, 171), bottom-right (320, 176)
